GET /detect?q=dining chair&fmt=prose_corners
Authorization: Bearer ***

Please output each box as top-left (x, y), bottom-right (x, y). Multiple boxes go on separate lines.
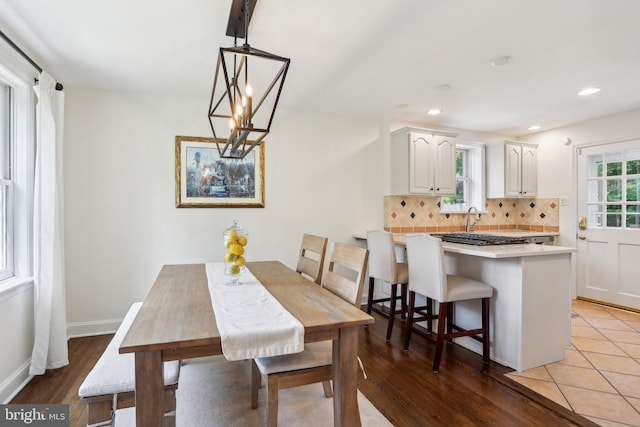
top-left (295, 233), bottom-right (328, 285)
top-left (404, 234), bottom-right (493, 372)
top-left (251, 242), bottom-right (369, 427)
top-left (365, 229), bottom-right (408, 341)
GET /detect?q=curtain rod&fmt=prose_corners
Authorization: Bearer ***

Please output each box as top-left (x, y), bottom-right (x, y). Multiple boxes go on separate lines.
top-left (0, 29), bottom-right (63, 91)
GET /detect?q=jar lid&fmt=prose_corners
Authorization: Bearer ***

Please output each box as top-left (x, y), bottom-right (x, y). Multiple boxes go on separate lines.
top-left (224, 220), bottom-right (244, 233)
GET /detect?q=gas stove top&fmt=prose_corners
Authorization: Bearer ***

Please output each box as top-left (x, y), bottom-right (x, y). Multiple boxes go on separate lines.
top-left (431, 233), bottom-right (529, 246)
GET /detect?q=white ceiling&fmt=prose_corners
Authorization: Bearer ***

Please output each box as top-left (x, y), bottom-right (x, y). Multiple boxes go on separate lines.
top-left (2, 0), bottom-right (640, 137)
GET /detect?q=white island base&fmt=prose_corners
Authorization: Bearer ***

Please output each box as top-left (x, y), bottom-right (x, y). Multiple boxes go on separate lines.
top-left (445, 250), bottom-right (572, 372)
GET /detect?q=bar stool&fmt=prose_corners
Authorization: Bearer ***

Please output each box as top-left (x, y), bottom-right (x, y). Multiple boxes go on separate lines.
top-left (366, 229), bottom-right (408, 341)
top-left (404, 234), bottom-right (493, 372)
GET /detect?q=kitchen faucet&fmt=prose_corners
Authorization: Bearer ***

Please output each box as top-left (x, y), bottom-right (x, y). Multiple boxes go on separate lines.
top-left (466, 206), bottom-right (479, 232)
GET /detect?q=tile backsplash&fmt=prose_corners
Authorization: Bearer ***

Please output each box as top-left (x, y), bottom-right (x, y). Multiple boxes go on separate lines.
top-left (384, 196), bottom-right (559, 233)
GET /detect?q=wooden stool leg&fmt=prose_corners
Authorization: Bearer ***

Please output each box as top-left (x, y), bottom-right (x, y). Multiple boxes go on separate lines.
top-left (400, 283), bottom-right (408, 320)
top-left (366, 277), bottom-right (375, 315)
top-left (446, 301), bottom-right (454, 343)
top-left (386, 283), bottom-right (398, 341)
top-left (426, 297), bottom-right (433, 332)
top-left (482, 297), bottom-right (491, 364)
top-left (433, 302), bottom-right (448, 372)
top-left (403, 291), bottom-right (416, 351)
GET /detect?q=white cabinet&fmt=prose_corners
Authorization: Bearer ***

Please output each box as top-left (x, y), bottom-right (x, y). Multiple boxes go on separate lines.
top-left (390, 127), bottom-right (457, 195)
top-left (486, 141), bottom-right (538, 198)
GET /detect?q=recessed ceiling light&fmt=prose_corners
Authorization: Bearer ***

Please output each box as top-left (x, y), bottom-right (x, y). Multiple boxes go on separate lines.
top-left (491, 55), bottom-right (513, 66)
top-left (577, 87), bottom-right (601, 96)
top-left (427, 109), bottom-right (442, 115)
top-left (528, 125), bottom-right (541, 131)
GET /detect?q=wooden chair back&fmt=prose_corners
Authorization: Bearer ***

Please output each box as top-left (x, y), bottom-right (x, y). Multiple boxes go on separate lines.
top-left (322, 242), bottom-right (369, 306)
top-left (295, 233), bottom-right (328, 285)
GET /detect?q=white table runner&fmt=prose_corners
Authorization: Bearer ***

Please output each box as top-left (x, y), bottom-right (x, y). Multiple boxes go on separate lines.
top-left (205, 262), bottom-right (304, 361)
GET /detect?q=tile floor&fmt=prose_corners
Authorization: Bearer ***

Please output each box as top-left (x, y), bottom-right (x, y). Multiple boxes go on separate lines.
top-left (506, 299), bottom-right (640, 426)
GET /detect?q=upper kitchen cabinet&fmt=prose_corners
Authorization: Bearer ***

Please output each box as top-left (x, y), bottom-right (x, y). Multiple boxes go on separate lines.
top-left (486, 141), bottom-right (538, 198)
top-left (390, 127), bottom-right (457, 195)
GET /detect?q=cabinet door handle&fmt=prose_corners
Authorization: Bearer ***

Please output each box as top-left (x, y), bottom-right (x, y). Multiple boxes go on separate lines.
top-left (436, 188), bottom-right (440, 191)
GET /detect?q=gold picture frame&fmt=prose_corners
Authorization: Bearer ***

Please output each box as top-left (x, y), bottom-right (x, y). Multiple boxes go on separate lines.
top-left (175, 135), bottom-right (265, 208)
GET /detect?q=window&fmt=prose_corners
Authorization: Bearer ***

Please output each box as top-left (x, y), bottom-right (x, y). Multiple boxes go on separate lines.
top-left (586, 149), bottom-right (640, 229)
top-left (0, 54), bottom-right (36, 287)
top-left (0, 81), bottom-right (13, 280)
top-left (441, 144), bottom-right (485, 213)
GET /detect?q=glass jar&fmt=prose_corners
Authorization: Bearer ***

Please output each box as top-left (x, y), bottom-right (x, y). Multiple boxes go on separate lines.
top-left (223, 220), bottom-right (248, 285)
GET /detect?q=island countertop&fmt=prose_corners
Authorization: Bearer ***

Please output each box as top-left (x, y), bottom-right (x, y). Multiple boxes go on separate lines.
top-left (353, 232), bottom-right (576, 259)
top-left (354, 230), bottom-right (574, 371)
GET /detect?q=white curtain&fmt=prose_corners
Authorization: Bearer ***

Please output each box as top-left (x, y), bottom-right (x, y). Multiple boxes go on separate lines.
top-left (29, 71), bottom-right (68, 375)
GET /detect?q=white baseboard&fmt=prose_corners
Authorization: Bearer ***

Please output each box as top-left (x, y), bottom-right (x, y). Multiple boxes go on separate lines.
top-left (67, 319), bottom-right (120, 339)
top-left (1, 360), bottom-right (32, 404)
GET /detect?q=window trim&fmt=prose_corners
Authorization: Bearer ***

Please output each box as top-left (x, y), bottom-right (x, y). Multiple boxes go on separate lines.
top-left (0, 50), bottom-right (36, 290)
top-left (441, 143), bottom-right (486, 213)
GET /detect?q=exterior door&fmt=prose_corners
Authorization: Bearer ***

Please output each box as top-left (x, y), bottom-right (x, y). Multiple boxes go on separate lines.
top-left (576, 140), bottom-right (640, 310)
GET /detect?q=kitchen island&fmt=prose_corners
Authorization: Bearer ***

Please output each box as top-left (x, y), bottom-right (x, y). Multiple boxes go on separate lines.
top-left (356, 233), bottom-right (576, 371)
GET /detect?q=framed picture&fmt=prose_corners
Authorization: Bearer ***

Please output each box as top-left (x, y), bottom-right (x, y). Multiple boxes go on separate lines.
top-left (175, 135), bottom-right (265, 208)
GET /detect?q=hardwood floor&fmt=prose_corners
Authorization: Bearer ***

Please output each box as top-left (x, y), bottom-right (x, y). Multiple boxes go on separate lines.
top-left (11, 310), bottom-right (597, 427)
top-left (358, 309), bottom-right (598, 427)
top-left (9, 334), bottom-right (133, 427)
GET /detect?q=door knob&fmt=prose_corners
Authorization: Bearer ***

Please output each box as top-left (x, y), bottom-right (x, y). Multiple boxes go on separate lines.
top-left (578, 235), bottom-right (586, 240)
top-left (578, 216), bottom-right (587, 230)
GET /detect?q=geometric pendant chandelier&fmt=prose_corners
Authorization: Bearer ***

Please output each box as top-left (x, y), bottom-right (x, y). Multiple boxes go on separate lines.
top-left (208, 0), bottom-right (290, 159)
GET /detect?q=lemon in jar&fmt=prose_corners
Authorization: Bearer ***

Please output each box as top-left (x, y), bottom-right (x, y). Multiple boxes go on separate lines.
top-left (235, 256), bottom-right (246, 267)
top-left (230, 243), bottom-right (244, 256)
top-left (224, 252), bottom-right (237, 263)
top-left (229, 264), bottom-right (241, 275)
top-left (238, 235), bottom-right (248, 246)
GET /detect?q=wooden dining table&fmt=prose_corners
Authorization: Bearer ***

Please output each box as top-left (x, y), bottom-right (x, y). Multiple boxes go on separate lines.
top-left (119, 261), bottom-right (374, 426)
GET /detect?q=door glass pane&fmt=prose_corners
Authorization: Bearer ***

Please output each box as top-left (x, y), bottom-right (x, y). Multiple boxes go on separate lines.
top-left (607, 204), bottom-right (622, 228)
top-left (627, 149), bottom-right (640, 175)
top-left (607, 179), bottom-right (622, 202)
top-left (588, 154), bottom-right (603, 178)
top-left (627, 178), bottom-right (640, 202)
top-left (606, 152), bottom-right (622, 176)
top-left (587, 204), bottom-right (603, 227)
top-left (627, 214), bottom-right (640, 228)
top-left (587, 180), bottom-right (602, 202)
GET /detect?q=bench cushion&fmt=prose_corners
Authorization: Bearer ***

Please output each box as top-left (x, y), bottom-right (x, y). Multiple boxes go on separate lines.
top-left (79, 302), bottom-right (180, 398)
top-left (113, 407), bottom-right (135, 426)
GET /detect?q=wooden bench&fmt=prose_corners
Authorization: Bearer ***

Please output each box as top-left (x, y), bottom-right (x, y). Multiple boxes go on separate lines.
top-left (78, 302), bottom-right (180, 426)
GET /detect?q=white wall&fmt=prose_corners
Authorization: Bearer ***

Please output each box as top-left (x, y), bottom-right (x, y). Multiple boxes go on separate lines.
top-left (64, 88), bottom-right (383, 333)
top-left (520, 107), bottom-right (640, 247)
top-left (0, 283), bottom-right (34, 402)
